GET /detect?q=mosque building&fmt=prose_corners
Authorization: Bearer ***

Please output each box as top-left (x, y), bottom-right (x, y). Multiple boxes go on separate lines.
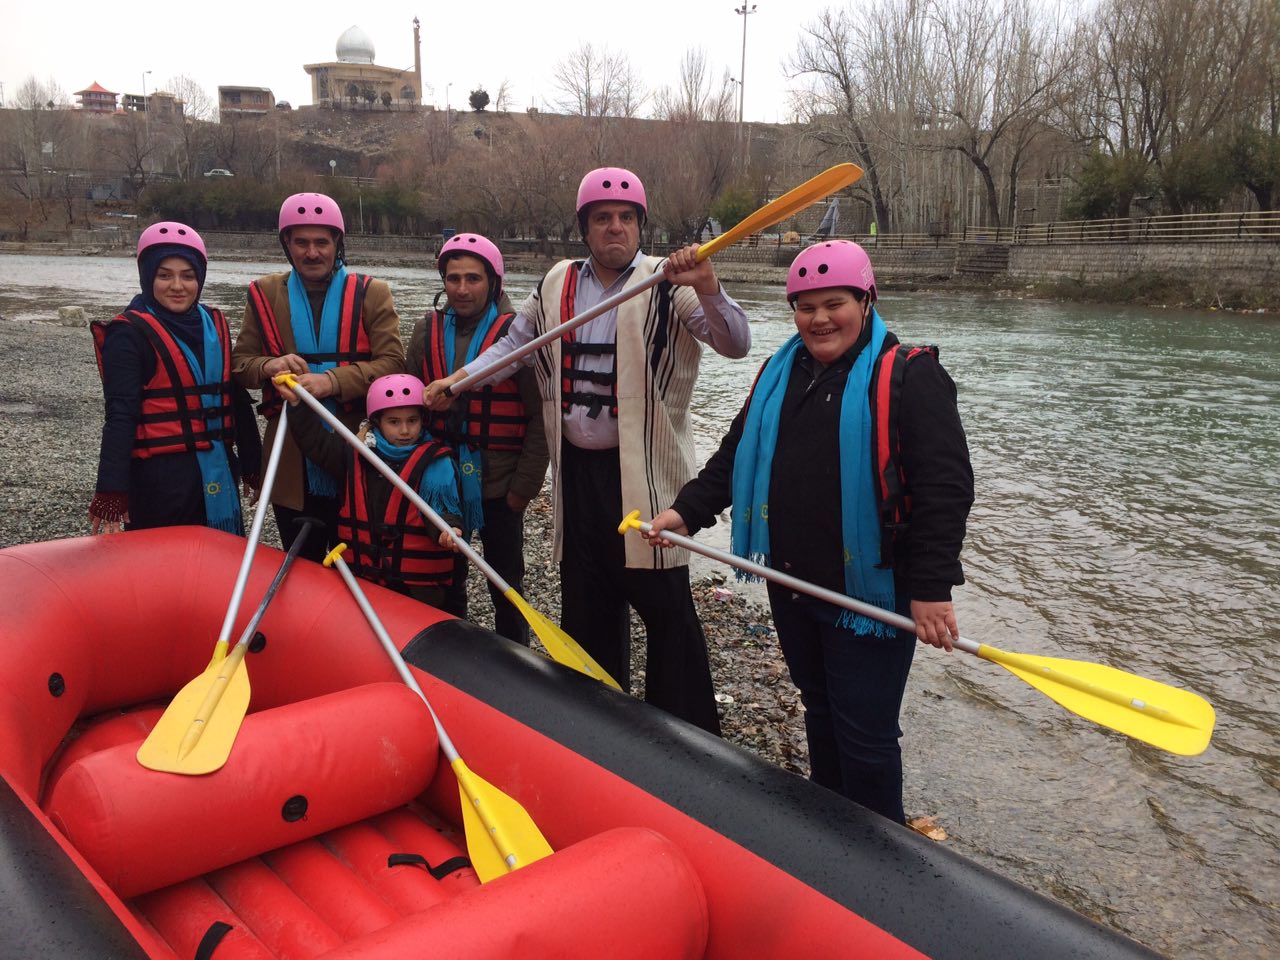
top-left (304, 20), bottom-right (423, 109)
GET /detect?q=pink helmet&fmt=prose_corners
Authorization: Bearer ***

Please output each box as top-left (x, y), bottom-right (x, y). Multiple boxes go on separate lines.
top-left (437, 232), bottom-right (505, 283)
top-left (137, 221), bottom-right (206, 262)
top-left (278, 193), bottom-right (345, 236)
top-left (366, 373), bottom-right (426, 418)
top-left (786, 240), bottom-right (878, 303)
top-left (576, 167), bottom-right (647, 217)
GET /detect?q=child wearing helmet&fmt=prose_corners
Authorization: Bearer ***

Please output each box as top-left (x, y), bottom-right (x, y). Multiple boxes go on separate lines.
top-left (406, 233), bottom-right (549, 645)
top-left (89, 222), bottom-right (262, 535)
top-left (647, 240), bottom-right (974, 823)
top-left (273, 373), bottom-right (462, 607)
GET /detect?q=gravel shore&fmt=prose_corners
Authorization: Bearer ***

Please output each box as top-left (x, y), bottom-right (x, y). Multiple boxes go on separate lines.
top-left (0, 311), bottom-right (811, 779)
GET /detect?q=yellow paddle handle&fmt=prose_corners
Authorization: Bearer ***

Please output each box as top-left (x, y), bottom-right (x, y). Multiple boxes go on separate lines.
top-left (323, 543), bottom-right (349, 567)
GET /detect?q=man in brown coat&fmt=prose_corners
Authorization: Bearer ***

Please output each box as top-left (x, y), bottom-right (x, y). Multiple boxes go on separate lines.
top-left (232, 192), bottom-right (405, 561)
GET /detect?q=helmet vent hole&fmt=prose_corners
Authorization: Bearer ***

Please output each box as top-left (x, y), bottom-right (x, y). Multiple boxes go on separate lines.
top-left (313, 206), bottom-right (323, 214)
top-left (296, 206), bottom-right (306, 214)
top-left (817, 264), bottom-right (829, 275)
top-left (158, 227), bottom-right (169, 234)
top-left (620, 180), bottom-right (630, 189)
top-left (384, 389), bottom-right (394, 397)
top-left (602, 179), bottom-right (612, 189)
top-left (797, 267), bottom-right (807, 278)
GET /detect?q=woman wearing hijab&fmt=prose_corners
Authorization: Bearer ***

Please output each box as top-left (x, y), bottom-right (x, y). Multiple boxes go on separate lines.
top-left (89, 222), bottom-right (260, 534)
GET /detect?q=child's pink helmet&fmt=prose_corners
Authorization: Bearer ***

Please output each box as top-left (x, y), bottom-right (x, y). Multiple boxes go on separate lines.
top-left (137, 221), bottom-right (206, 263)
top-left (438, 233), bottom-right (504, 284)
top-left (576, 167), bottom-right (647, 218)
top-left (786, 240), bottom-right (878, 303)
top-left (366, 373), bottom-right (426, 418)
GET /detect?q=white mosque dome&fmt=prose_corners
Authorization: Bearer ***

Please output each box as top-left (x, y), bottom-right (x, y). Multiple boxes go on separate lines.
top-left (336, 25), bottom-right (376, 64)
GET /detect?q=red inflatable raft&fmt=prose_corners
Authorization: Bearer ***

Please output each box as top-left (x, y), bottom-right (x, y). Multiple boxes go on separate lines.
top-left (0, 528), bottom-right (1159, 959)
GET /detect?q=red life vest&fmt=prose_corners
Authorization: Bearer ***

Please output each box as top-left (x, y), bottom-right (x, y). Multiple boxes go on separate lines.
top-left (418, 310), bottom-right (528, 452)
top-left (91, 308), bottom-right (235, 460)
top-left (336, 441), bottom-right (456, 591)
top-left (869, 341), bottom-right (939, 569)
top-left (249, 273), bottom-right (375, 419)
top-left (558, 262), bottom-right (619, 420)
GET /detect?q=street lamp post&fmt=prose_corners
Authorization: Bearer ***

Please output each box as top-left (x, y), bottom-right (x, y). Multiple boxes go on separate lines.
top-left (329, 159), bottom-right (337, 177)
top-left (141, 69), bottom-right (152, 156)
top-left (733, 5), bottom-right (756, 127)
top-left (734, 4), bottom-right (757, 169)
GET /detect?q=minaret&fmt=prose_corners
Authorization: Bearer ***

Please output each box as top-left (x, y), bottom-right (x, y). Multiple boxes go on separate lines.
top-left (413, 17), bottom-right (422, 103)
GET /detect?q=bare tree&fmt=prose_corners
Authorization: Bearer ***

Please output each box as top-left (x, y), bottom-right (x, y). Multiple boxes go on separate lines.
top-left (649, 50), bottom-right (739, 242)
top-left (552, 43), bottom-right (647, 163)
top-left (493, 79), bottom-right (515, 113)
top-left (165, 74), bottom-right (215, 179)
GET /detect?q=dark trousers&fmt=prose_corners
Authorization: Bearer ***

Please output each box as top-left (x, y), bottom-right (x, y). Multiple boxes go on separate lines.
top-left (767, 583), bottom-right (916, 823)
top-left (274, 493), bottom-right (341, 564)
top-left (443, 496), bottom-right (530, 646)
top-left (559, 442), bottom-right (721, 736)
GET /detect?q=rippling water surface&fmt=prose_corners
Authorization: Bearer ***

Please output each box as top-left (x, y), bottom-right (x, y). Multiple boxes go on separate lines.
top-left (1, 254), bottom-right (1277, 956)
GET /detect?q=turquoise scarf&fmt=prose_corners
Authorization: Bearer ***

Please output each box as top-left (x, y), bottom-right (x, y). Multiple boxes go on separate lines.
top-left (171, 305), bottom-right (243, 535)
top-left (730, 307), bottom-right (896, 637)
top-left (442, 302), bottom-right (498, 533)
top-left (371, 430), bottom-right (463, 523)
top-left (287, 264), bottom-right (349, 498)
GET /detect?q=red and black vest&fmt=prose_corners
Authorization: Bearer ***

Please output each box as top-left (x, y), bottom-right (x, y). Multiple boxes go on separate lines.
top-left (91, 308), bottom-right (235, 460)
top-left (249, 273), bottom-right (375, 419)
top-left (418, 310), bottom-right (528, 452)
top-left (336, 441), bottom-right (456, 591)
top-left (869, 341), bottom-right (939, 569)
top-left (558, 262), bottom-right (619, 420)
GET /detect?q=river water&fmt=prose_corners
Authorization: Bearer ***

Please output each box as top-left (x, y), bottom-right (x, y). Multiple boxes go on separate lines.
top-left (0, 254), bottom-right (1276, 956)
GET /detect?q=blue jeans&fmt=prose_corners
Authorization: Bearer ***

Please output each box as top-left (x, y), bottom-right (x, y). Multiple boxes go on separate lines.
top-left (767, 583), bottom-right (915, 823)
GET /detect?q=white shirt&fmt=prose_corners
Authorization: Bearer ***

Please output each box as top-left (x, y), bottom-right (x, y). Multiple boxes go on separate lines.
top-left (462, 251), bottom-right (751, 449)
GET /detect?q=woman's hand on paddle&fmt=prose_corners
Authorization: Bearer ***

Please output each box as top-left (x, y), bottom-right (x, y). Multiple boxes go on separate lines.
top-left (271, 378), bottom-right (301, 406)
top-left (644, 509), bottom-right (689, 548)
top-left (911, 600), bottom-right (957, 652)
top-left (424, 373), bottom-right (463, 411)
top-left (439, 527), bottom-right (463, 551)
top-left (662, 244), bottom-right (720, 297)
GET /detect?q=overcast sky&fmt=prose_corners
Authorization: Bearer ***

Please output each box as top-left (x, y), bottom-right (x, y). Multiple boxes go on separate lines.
top-left (1, 0), bottom-right (841, 122)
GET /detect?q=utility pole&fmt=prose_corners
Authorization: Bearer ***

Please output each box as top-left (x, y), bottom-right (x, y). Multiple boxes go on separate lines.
top-left (141, 70), bottom-right (152, 162)
top-left (734, 4), bottom-right (757, 168)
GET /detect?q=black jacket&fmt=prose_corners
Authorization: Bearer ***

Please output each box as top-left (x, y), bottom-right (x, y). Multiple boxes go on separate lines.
top-left (672, 324), bottom-right (974, 602)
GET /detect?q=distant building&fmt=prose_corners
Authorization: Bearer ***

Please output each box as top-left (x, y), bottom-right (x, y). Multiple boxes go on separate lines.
top-left (75, 82), bottom-right (117, 114)
top-left (218, 86), bottom-right (274, 119)
top-left (121, 90), bottom-right (184, 120)
top-left (304, 20), bottom-right (422, 109)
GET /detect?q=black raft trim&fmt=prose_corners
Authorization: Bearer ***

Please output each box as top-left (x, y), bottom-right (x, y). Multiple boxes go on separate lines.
top-left (194, 921), bottom-right (233, 960)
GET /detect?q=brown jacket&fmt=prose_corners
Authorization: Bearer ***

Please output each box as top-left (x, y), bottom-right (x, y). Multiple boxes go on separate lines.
top-left (232, 270), bottom-right (405, 510)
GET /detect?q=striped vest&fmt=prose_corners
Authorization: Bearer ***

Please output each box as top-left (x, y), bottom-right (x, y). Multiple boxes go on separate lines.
top-left (533, 256), bottom-right (704, 569)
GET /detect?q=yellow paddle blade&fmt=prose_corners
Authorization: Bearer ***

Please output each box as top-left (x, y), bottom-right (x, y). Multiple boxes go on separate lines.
top-left (697, 162), bottom-right (865, 261)
top-left (136, 645), bottom-right (252, 774)
top-left (453, 757), bottom-right (553, 882)
top-left (978, 645), bottom-right (1216, 756)
top-left (504, 588), bottom-right (623, 690)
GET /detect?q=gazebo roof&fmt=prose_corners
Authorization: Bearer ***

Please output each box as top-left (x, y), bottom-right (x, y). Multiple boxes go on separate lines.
top-left (76, 81), bottom-right (116, 95)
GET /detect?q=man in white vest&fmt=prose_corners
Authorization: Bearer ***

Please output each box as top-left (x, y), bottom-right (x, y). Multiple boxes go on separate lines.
top-left (424, 166), bottom-right (749, 734)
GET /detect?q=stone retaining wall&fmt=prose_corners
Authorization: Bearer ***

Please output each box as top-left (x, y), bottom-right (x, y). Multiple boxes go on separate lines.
top-left (1007, 241), bottom-right (1280, 296)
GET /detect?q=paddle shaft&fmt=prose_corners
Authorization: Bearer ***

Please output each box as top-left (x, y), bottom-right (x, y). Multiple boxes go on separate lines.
top-left (623, 514), bottom-right (978, 652)
top-left (283, 381), bottom-right (512, 593)
top-left (445, 270), bottom-right (663, 396)
top-left (328, 549), bottom-right (532, 869)
top-left (214, 404), bottom-right (290, 653)
top-left (177, 515), bottom-right (314, 760)
top-left (623, 514), bottom-right (1195, 726)
top-left (444, 161), bottom-right (866, 398)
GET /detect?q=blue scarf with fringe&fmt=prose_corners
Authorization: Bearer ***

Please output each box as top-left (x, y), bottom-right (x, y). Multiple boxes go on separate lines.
top-left (370, 430), bottom-right (463, 524)
top-left (730, 307), bottom-right (896, 637)
top-left (442, 302), bottom-right (498, 533)
top-left (287, 264), bottom-right (349, 498)
top-left (170, 304), bottom-right (243, 535)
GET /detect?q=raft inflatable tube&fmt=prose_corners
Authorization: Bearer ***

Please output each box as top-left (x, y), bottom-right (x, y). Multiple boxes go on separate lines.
top-left (0, 528), bottom-right (1160, 959)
